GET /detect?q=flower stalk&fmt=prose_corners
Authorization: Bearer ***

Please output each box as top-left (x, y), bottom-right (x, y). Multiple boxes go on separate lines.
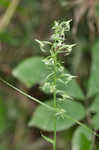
top-left (36, 20), bottom-right (75, 150)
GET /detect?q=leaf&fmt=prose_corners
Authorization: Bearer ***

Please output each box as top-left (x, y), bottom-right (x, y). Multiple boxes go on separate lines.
top-left (91, 113), bottom-right (99, 130)
top-left (57, 74), bottom-right (84, 99)
top-left (88, 95), bottom-right (99, 129)
top-left (29, 100), bottom-right (85, 131)
top-left (89, 95), bottom-right (99, 113)
top-left (41, 133), bottom-right (54, 144)
top-left (13, 56), bottom-right (84, 99)
top-left (72, 126), bottom-right (92, 150)
top-left (0, 97), bottom-right (7, 135)
top-left (88, 41), bottom-right (99, 97)
top-left (12, 56), bottom-right (49, 87)
top-left (42, 71), bottom-right (84, 99)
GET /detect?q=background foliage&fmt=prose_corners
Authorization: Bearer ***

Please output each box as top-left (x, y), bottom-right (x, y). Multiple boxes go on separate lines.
top-left (0, 0), bottom-right (99, 150)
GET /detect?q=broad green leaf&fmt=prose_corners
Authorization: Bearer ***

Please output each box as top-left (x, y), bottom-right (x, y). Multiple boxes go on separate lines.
top-left (12, 56), bottom-right (49, 87)
top-left (88, 41), bottom-right (99, 97)
top-left (41, 72), bottom-right (84, 99)
top-left (56, 76), bottom-right (84, 99)
top-left (0, 97), bottom-right (7, 135)
top-left (91, 114), bottom-right (99, 130)
top-left (41, 134), bottom-right (54, 144)
top-left (13, 56), bottom-right (84, 99)
top-left (72, 126), bottom-right (92, 150)
top-left (29, 100), bottom-right (85, 131)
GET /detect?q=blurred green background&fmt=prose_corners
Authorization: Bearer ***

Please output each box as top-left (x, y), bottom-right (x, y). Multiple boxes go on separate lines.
top-left (0, 0), bottom-right (99, 150)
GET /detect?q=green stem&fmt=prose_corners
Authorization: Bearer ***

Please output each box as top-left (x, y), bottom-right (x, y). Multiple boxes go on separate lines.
top-left (53, 53), bottom-right (57, 150)
top-left (0, 77), bottom-right (55, 112)
top-left (53, 80), bottom-right (56, 150)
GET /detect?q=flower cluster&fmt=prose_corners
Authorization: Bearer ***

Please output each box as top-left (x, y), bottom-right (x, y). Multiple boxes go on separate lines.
top-left (36, 20), bottom-right (75, 118)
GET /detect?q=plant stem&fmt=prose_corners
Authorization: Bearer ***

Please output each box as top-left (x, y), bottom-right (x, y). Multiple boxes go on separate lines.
top-left (0, 77), bottom-right (55, 112)
top-left (53, 80), bottom-right (56, 150)
top-left (53, 54), bottom-right (57, 150)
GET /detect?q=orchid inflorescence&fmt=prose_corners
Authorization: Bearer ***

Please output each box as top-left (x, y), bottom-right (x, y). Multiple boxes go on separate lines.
top-left (36, 20), bottom-right (76, 120)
